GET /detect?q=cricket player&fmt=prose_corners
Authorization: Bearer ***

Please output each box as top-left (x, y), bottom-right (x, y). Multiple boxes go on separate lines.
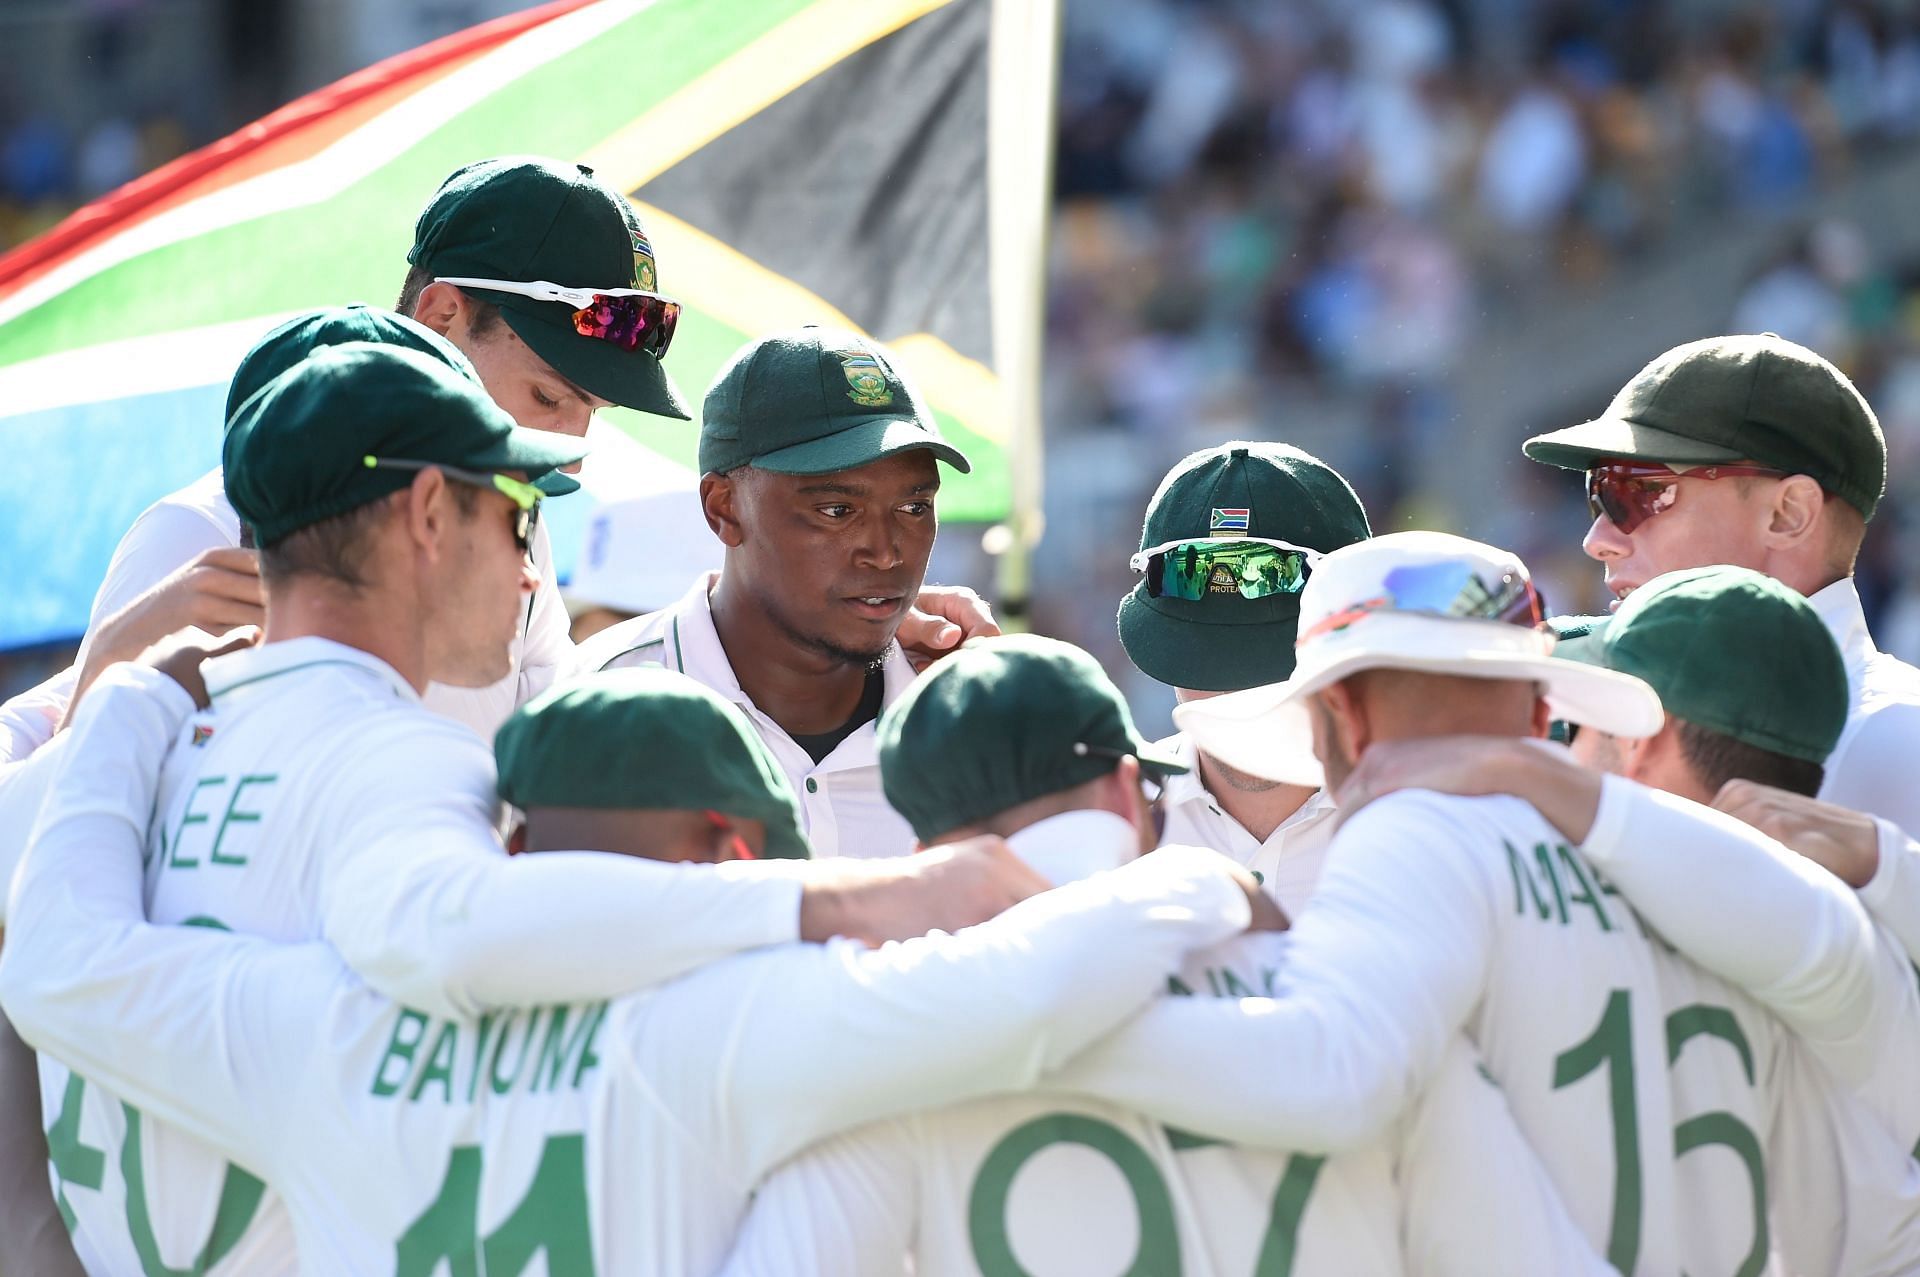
top-left (1523, 333), bottom-right (1920, 953)
top-left (575, 325), bottom-right (975, 860)
top-left (1335, 564), bottom-right (1920, 1262)
top-left (723, 635), bottom-right (1616, 1276)
top-left (1117, 442), bottom-right (1371, 911)
top-left (25, 343), bottom-right (1025, 1277)
top-left (1057, 531), bottom-right (1920, 1275)
top-left (1, 656), bottom-right (1264, 1275)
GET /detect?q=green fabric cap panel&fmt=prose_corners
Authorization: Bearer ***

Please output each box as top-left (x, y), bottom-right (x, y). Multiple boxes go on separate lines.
top-left (495, 667), bottom-right (810, 858)
top-left (1522, 333), bottom-right (1887, 519)
top-left (1597, 566), bottom-right (1849, 762)
top-left (222, 304), bottom-right (478, 428)
top-left (222, 342), bottom-right (588, 545)
top-left (1117, 441), bottom-right (1371, 692)
top-left (877, 634), bottom-right (1186, 843)
top-left (698, 325), bottom-right (971, 476)
top-left (410, 155), bottom-right (689, 419)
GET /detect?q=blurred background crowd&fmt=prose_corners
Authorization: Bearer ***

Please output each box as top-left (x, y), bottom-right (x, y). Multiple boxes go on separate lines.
top-left (7, 0), bottom-right (1920, 731)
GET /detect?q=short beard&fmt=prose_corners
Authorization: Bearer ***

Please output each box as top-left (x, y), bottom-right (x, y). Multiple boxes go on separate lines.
top-left (1207, 756), bottom-right (1285, 794)
top-left (763, 592), bottom-right (893, 668)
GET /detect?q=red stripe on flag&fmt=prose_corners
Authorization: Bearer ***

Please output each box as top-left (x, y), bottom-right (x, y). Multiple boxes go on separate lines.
top-left (0, 0), bottom-right (603, 298)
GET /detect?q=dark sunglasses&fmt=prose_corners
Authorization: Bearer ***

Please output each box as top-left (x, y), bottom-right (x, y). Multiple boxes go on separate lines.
top-left (1300, 559), bottom-right (1545, 643)
top-left (362, 456), bottom-right (543, 555)
top-left (1585, 460), bottom-right (1786, 534)
top-left (435, 276), bottom-right (680, 358)
top-left (1129, 537), bottom-right (1322, 603)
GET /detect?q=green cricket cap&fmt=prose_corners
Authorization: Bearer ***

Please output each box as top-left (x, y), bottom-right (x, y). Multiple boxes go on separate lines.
top-left (408, 156), bottom-right (690, 420)
top-left (224, 342), bottom-right (589, 547)
top-left (495, 668), bottom-right (809, 858)
top-left (1117, 442), bottom-right (1371, 693)
top-left (697, 326), bottom-right (971, 477)
top-left (1559, 567), bottom-right (1847, 763)
top-left (877, 635), bottom-right (1185, 843)
top-left (1523, 333), bottom-right (1886, 519)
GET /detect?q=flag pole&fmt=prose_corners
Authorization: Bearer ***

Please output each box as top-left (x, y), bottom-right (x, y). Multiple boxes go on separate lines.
top-left (985, 0), bottom-right (1061, 634)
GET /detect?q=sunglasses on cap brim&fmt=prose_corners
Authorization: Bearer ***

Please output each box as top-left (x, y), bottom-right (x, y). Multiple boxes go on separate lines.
top-left (435, 276), bottom-right (680, 358)
top-left (1298, 559), bottom-right (1546, 643)
top-left (1129, 537), bottom-right (1324, 603)
top-left (363, 456), bottom-right (543, 554)
top-left (1584, 460), bottom-right (1787, 535)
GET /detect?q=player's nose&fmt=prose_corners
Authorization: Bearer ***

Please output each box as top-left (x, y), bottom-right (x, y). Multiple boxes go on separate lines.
top-left (1582, 514), bottom-right (1628, 562)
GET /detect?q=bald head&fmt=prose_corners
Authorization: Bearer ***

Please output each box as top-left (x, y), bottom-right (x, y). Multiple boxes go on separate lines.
top-left (1310, 669), bottom-right (1550, 792)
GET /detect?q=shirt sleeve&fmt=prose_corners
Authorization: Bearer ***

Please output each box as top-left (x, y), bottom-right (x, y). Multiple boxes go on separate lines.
top-left (1397, 1037), bottom-right (1620, 1277)
top-left (0, 732), bottom-right (73, 927)
top-left (1582, 774), bottom-right (1917, 1102)
top-left (0, 667), bottom-right (74, 764)
top-left (717, 1118), bottom-right (919, 1277)
top-left (644, 845), bottom-right (1253, 1183)
top-left (82, 499), bottom-right (235, 645)
top-left (312, 718), bottom-right (807, 1020)
top-left (1048, 791), bottom-right (1498, 1154)
top-left (1822, 702), bottom-right (1920, 847)
top-left (1859, 818), bottom-right (1920, 967)
top-left (0, 665), bottom-right (328, 1181)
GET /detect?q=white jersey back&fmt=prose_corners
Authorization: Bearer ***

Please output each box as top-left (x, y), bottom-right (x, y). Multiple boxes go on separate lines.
top-left (41, 637), bottom-right (495, 1276)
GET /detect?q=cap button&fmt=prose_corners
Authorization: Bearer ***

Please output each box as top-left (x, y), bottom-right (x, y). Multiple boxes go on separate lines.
top-left (1230, 446), bottom-right (1249, 459)
top-left (576, 163), bottom-right (595, 177)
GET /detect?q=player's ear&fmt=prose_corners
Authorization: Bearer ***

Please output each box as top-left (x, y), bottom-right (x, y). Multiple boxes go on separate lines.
top-left (701, 471), bottom-right (747, 548)
top-left (1765, 474), bottom-right (1825, 548)
top-left (408, 280), bottom-right (463, 336)
top-left (400, 468), bottom-right (456, 562)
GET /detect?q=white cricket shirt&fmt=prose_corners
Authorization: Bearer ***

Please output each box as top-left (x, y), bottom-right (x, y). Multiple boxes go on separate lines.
top-left (1155, 731), bottom-right (1338, 915)
top-left (573, 573), bottom-right (919, 859)
top-left (722, 811), bottom-right (1616, 1277)
top-left (28, 654), bottom-right (809, 1276)
top-left (2, 672), bottom-right (1253, 1275)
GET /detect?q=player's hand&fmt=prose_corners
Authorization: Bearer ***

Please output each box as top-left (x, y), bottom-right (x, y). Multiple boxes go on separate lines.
top-left (800, 835), bottom-right (1046, 946)
top-left (1228, 863), bottom-right (1289, 932)
top-left (1713, 779), bottom-right (1881, 888)
top-left (897, 585), bottom-right (999, 672)
top-left (62, 549), bottom-right (265, 725)
top-left (137, 626), bottom-right (262, 710)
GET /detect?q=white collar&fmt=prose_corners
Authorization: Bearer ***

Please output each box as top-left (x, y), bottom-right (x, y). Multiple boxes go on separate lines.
top-left (1007, 809), bottom-right (1140, 886)
top-left (1807, 576), bottom-right (1875, 674)
top-left (203, 635), bottom-right (419, 705)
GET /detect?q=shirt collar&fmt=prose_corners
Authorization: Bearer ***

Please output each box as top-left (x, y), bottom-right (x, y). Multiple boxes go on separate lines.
top-left (1808, 576), bottom-right (1876, 678)
top-left (664, 571), bottom-right (917, 714)
top-left (202, 635), bottom-right (420, 705)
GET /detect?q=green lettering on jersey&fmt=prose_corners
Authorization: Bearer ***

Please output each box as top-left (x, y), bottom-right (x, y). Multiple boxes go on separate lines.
top-left (209, 774), bottom-right (277, 866)
top-left (1668, 1005), bottom-right (1767, 1277)
top-left (372, 1009), bottom-right (431, 1098)
top-left (490, 1010), bottom-right (541, 1095)
top-left (167, 776), bottom-right (225, 870)
top-left (1504, 839), bottom-right (1560, 921)
top-left (969, 1114), bottom-right (1180, 1275)
top-left (1215, 966), bottom-right (1264, 999)
top-left (45, 1072), bottom-right (105, 1230)
top-left (468, 1012), bottom-right (501, 1104)
top-left (409, 1021), bottom-right (461, 1104)
top-left (1555, 845), bottom-right (1614, 932)
top-left (122, 1102), bottom-right (266, 1276)
top-left (531, 1004), bottom-right (603, 1093)
top-left (395, 1134), bottom-right (595, 1276)
top-left (1254, 1154), bottom-right (1325, 1277)
top-left (1164, 974), bottom-right (1196, 997)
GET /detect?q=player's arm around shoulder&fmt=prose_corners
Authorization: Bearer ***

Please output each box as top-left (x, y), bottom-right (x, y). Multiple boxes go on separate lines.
top-left (663, 847), bottom-right (1256, 1181)
top-left (717, 1115), bottom-right (920, 1277)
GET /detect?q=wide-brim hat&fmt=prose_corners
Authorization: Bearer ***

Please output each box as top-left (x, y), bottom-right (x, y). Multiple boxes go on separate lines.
top-left (1173, 531), bottom-right (1664, 786)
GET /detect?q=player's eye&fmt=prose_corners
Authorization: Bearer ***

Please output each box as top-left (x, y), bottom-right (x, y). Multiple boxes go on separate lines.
top-left (532, 387), bottom-right (560, 410)
top-left (817, 504), bottom-right (854, 519)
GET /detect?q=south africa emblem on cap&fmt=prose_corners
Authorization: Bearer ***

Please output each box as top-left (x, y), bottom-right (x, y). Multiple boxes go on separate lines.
top-left (1210, 508), bottom-right (1250, 534)
top-left (840, 351), bottom-right (893, 407)
top-left (630, 228), bottom-right (657, 291)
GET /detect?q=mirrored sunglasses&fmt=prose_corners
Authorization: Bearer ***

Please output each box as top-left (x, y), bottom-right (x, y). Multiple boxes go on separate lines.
top-left (1129, 537), bottom-right (1322, 603)
top-left (1299, 559), bottom-right (1545, 643)
top-left (435, 276), bottom-right (680, 357)
top-left (362, 456), bottom-right (543, 554)
top-left (1585, 460), bottom-right (1786, 535)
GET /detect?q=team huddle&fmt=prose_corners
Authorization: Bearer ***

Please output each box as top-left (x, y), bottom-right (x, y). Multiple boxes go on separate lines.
top-left (0, 154), bottom-right (1918, 1276)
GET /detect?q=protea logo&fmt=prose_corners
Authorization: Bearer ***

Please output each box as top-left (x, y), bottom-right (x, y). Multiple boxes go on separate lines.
top-left (840, 351), bottom-right (893, 407)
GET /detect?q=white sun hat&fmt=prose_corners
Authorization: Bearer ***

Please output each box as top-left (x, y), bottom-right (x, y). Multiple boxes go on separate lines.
top-left (564, 489), bottom-right (724, 617)
top-left (1172, 530), bottom-right (1664, 785)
